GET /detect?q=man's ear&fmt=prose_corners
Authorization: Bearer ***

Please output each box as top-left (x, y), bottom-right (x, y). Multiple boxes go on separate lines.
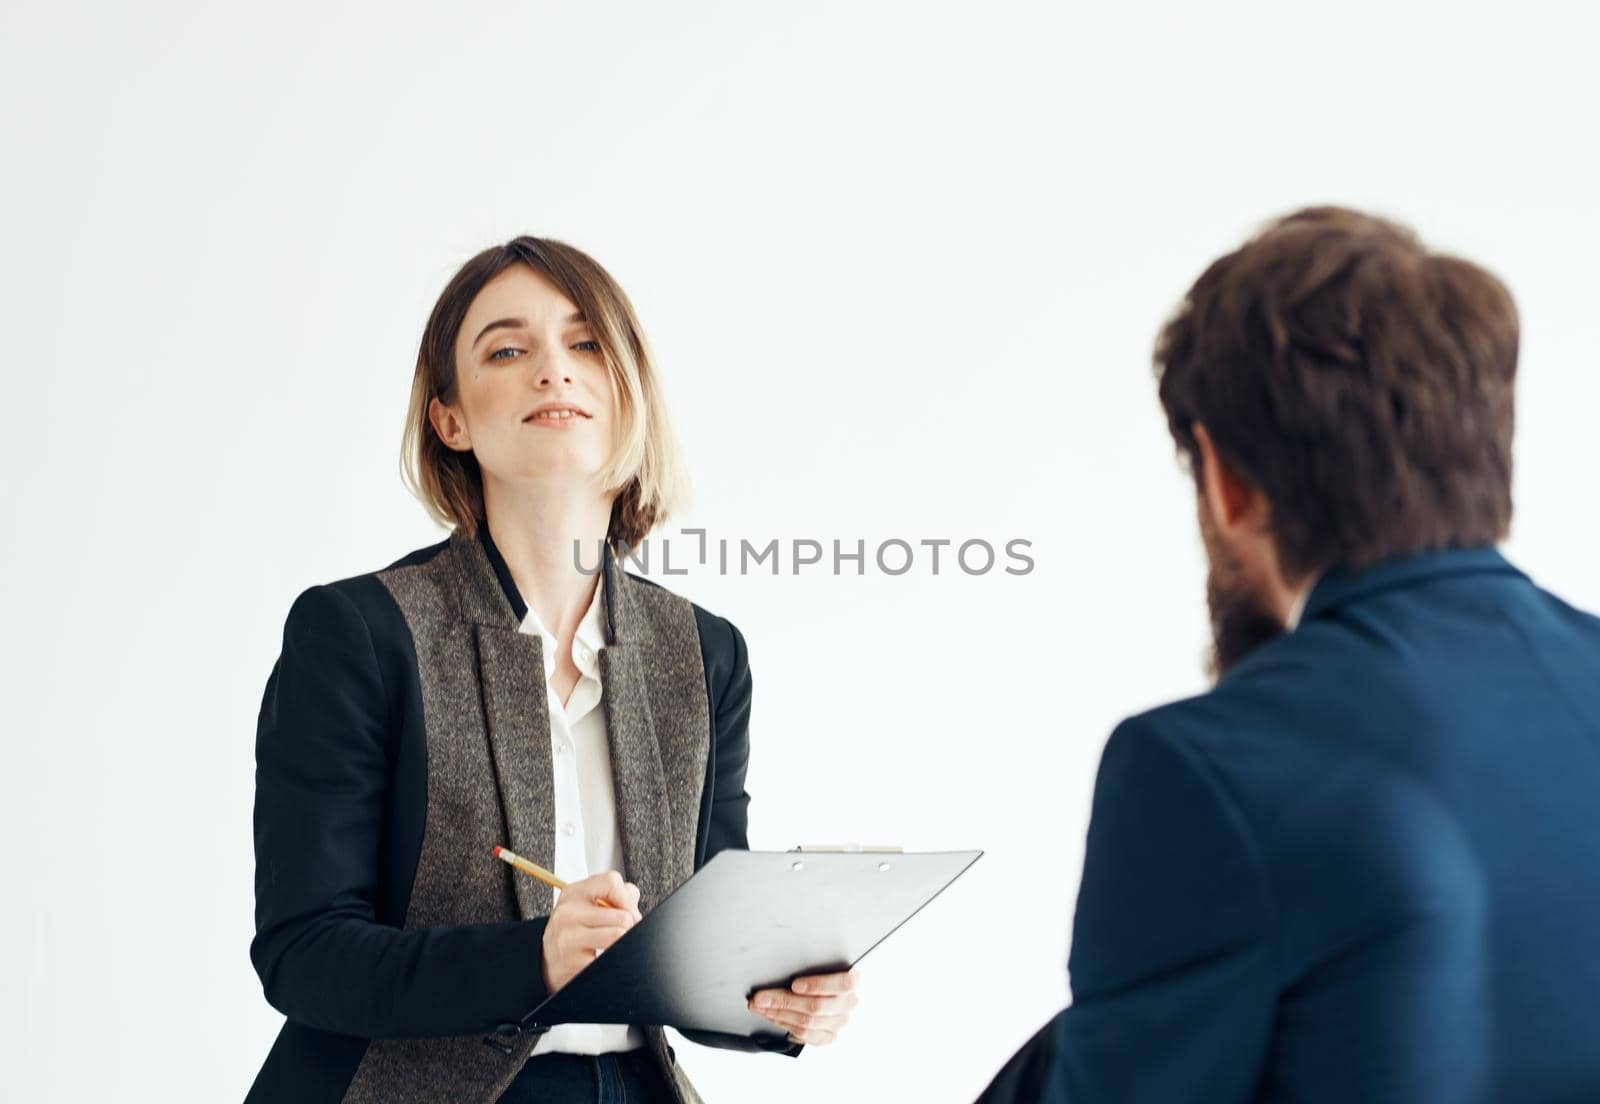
top-left (1193, 422), bottom-right (1266, 533)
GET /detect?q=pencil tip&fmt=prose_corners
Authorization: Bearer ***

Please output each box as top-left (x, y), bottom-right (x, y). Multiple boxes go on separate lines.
top-left (492, 845), bottom-right (503, 857)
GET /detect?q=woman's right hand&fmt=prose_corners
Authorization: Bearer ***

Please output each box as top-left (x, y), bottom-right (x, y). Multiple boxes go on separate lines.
top-left (541, 870), bottom-right (644, 993)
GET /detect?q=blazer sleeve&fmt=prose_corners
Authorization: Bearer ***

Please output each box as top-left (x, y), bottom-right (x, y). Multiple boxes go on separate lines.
top-left (702, 615), bottom-right (753, 862)
top-left (977, 717), bottom-right (1277, 1103)
top-left (679, 614), bottom-right (804, 1058)
top-left (249, 583), bottom-right (551, 1040)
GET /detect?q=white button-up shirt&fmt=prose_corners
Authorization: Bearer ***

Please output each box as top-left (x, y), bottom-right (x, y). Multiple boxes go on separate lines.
top-left (522, 577), bottom-right (645, 1058)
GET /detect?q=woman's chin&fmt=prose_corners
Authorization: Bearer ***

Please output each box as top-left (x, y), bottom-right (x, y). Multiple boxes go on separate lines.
top-left (499, 452), bottom-right (609, 487)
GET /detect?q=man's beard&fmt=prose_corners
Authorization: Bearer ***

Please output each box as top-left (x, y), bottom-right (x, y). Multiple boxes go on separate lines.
top-left (1200, 506), bottom-right (1286, 681)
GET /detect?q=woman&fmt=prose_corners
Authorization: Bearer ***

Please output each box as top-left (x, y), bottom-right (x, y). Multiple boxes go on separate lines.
top-left (245, 237), bottom-right (858, 1104)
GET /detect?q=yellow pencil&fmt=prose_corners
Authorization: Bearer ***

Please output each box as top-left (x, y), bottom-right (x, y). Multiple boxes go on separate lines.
top-left (492, 845), bottom-right (623, 909)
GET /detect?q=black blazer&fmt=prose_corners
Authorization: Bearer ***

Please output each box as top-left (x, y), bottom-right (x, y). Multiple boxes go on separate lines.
top-left (245, 527), bottom-right (794, 1104)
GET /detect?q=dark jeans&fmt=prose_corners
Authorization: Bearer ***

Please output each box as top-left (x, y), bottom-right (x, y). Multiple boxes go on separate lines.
top-left (496, 1046), bottom-right (677, 1104)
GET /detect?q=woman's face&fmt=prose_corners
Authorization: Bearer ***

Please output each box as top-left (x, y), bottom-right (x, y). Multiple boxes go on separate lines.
top-left (434, 263), bottom-right (618, 492)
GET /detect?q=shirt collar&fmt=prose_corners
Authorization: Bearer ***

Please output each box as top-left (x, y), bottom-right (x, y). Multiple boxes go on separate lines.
top-left (519, 579), bottom-right (606, 679)
top-left (573, 583), bottom-right (607, 672)
top-left (1286, 576), bottom-right (1315, 631)
top-left (477, 522), bottom-right (607, 677)
top-left (1297, 544), bottom-right (1524, 627)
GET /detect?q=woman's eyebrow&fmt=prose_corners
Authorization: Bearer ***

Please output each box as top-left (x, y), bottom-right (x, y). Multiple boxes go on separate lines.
top-left (471, 317), bottom-right (526, 348)
top-left (471, 311), bottom-right (588, 349)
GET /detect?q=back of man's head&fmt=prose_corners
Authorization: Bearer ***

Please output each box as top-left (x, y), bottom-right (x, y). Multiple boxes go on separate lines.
top-left (1154, 206), bottom-right (1520, 579)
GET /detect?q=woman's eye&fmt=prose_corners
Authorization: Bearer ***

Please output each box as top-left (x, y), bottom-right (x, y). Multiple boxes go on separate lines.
top-left (488, 347), bottom-right (522, 361)
top-left (573, 339), bottom-right (601, 353)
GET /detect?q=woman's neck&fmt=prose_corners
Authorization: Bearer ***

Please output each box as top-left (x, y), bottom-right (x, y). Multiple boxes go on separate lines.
top-left (481, 479), bottom-right (613, 645)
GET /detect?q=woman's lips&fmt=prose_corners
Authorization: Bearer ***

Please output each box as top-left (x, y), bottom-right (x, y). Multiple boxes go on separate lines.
top-left (524, 410), bottom-right (590, 427)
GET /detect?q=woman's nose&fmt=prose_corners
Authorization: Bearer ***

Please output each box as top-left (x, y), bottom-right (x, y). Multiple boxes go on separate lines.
top-left (535, 359), bottom-right (574, 386)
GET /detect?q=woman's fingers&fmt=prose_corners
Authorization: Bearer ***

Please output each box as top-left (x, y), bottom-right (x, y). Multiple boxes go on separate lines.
top-left (570, 922), bottom-right (633, 945)
top-left (748, 988), bottom-right (858, 1016)
top-left (790, 968), bottom-right (859, 996)
top-left (542, 874), bottom-right (647, 991)
top-left (608, 877), bottom-right (642, 916)
top-left (788, 1027), bottom-right (838, 1046)
top-left (556, 874), bottom-right (643, 928)
top-left (751, 1007), bottom-right (850, 1034)
top-left (748, 970), bottom-right (859, 1045)
top-left (560, 914), bottom-right (632, 949)
top-left (562, 870), bottom-right (644, 920)
top-left (570, 904), bottom-right (638, 931)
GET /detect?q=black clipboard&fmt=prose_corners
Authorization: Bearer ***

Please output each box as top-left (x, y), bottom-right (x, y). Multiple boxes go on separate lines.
top-left (509, 847), bottom-right (982, 1039)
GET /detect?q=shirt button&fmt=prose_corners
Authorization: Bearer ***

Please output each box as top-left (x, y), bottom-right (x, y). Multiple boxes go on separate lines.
top-left (562, 823), bottom-right (577, 837)
top-left (575, 643), bottom-right (591, 662)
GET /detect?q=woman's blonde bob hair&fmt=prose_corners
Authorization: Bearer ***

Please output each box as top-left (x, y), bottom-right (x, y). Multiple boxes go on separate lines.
top-left (400, 236), bottom-right (689, 549)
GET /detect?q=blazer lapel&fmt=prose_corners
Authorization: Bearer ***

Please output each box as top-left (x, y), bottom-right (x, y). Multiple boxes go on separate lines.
top-left (475, 625), bottom-right (557, 919)
top-left (448, 529), bottom-right (678, 916)
top-left (448, 529), bottom-right (556, 920)
top-left (598, 543), bottom-right (678, 912)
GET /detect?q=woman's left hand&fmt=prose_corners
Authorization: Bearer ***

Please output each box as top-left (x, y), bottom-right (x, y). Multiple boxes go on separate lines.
top-left (747, 967), bottom-right (860, 1046)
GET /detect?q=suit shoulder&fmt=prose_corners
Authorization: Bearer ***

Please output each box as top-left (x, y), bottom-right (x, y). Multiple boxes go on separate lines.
top-left (380, 534), bottom-right (453, 572)
top-left (1101, 630), bottom-right (1335, 791)
top-left (303, 535), bottom-right (452, 596)
top-left (616, 572), bottom-right (744, 653)
top-left (1106, 624), bottom-right (1427, 863)
top-left (1127, 619), bottom-right (1368, 732)
top-left (626, 576), bottom-right (750, 682)
top-left (288, 536), bottom-right (449, 648)
top-left (683, 599), bottom-right (750, 721)
top-left (684, 592), bottom-right (739, 662)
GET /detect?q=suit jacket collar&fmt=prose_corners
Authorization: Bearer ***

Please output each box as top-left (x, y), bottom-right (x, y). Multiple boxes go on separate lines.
top-left (445, 522), bottom-right (681, 914)
top-left (1300, 544), bottom-right (1526, 626)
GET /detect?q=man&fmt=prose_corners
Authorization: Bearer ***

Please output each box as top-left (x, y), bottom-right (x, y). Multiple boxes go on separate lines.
top-left (979, 207), bottom-right (1600, 1102)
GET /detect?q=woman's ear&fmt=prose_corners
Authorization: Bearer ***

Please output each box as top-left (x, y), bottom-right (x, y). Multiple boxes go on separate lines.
top-left (429, 396), bottom-right (471, 452)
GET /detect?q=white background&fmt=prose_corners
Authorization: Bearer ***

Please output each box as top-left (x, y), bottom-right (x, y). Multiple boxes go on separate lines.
top-left (5, 1), bottom-right (1598, 1100)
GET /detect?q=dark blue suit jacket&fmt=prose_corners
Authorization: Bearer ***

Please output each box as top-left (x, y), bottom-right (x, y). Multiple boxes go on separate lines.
top-left (979, 546), bottom-right (1600, 1102)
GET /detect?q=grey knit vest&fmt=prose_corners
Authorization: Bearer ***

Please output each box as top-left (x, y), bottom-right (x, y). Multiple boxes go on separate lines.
top-left (340, 528), bottom-right (710, 1104)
